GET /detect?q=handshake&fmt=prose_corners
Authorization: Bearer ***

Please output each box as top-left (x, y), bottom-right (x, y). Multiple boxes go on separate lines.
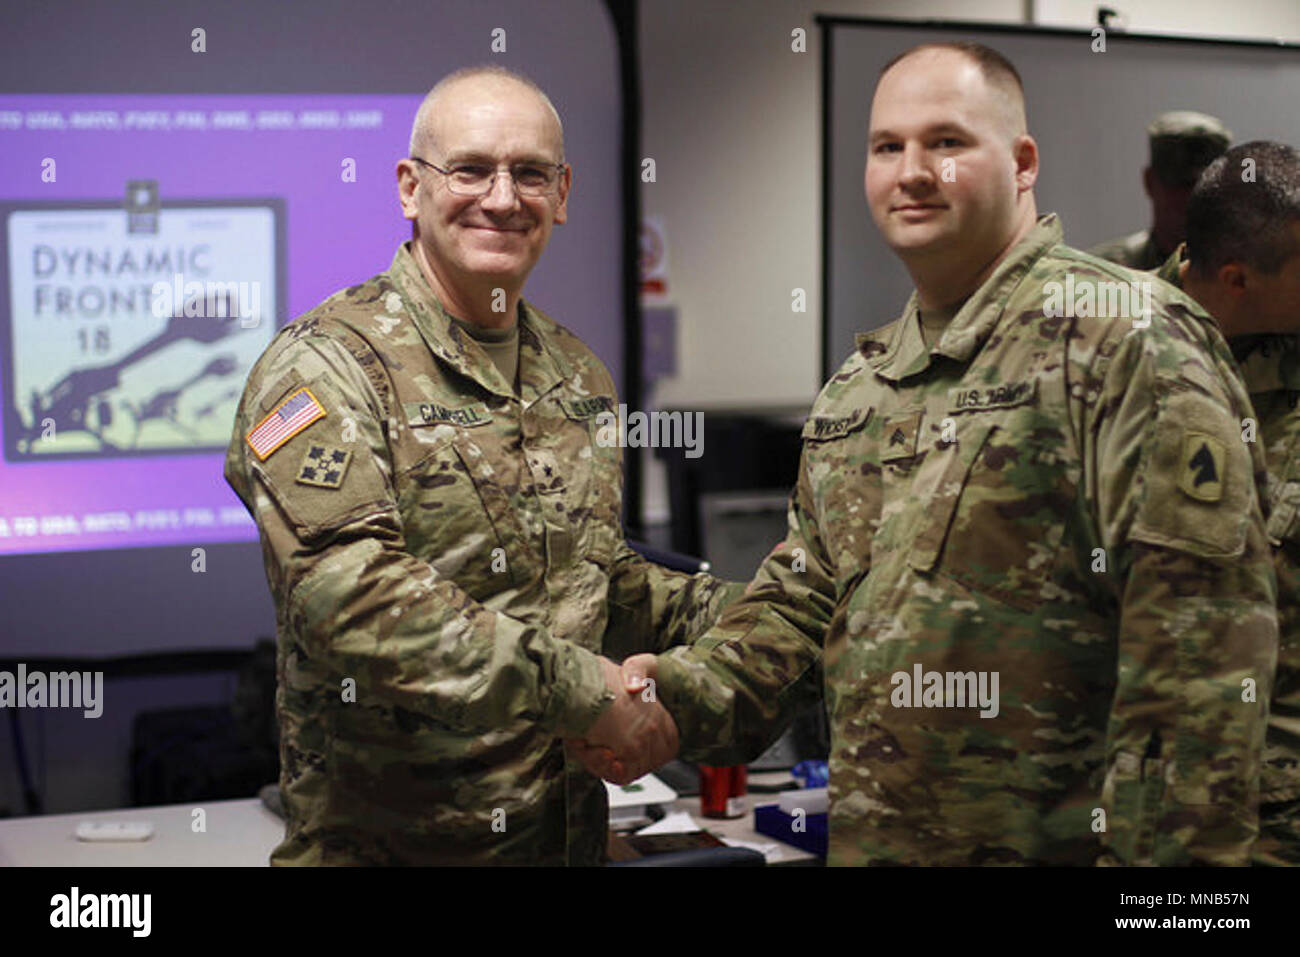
top-left (565, 654), bottom-right (678, 786)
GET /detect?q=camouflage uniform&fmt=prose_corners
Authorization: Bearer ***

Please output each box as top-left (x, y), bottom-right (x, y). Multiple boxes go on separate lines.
top-left (224, 242), bottom-right (740, 865)
top-left (1089, 229), bottom-right (1163, 271)
top-left (1156, 248), bottom-right (1300, 865)
top-left (1090, 111), bottom-right (1232, 271)
top-left (654, 215), bottom-right (1278, 865)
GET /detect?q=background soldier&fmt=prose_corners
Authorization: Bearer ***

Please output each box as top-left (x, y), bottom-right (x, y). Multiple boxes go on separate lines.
top-left (1090, 110), bottom-right (1231, 270)
top-left (225, 66), bottom-right (737, 865)
top-left (589, 43), bottom-right (1277, 866)
top-left (1154, 140), bottom-right (1300, 865)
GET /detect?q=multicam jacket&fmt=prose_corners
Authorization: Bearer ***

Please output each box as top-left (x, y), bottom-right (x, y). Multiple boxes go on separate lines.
top-left (656, 216), bottom-right (1278, 865)
top-left (1155, 247), bottom-right (1300, 864)
top-left (224, 242), bottom-right (739, 865)
top-left (1090, 228), bottom-right (1164, 271)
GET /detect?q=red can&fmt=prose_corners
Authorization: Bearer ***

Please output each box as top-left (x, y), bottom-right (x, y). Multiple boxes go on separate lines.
top-left (698, 765), bottom-right (748, 818)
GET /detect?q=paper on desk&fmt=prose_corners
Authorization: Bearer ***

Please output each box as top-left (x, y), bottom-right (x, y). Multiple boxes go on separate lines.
top-left (604, 772), bottom-right (678, 808)
top-left (634, 810), bottom-right (701, 835)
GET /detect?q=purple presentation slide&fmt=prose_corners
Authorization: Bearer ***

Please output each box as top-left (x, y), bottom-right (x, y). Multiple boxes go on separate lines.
top-left (0, 94), bottom-right (421, 556)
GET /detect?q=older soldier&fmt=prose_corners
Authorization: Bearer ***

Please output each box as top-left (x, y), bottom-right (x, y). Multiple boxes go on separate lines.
top-left (1152, 141), bottom-right (1300, 865)
top-left (224, 65), bottom-right (737, 865)
top-left (1089, 110), bottom-right (1231, 270)
top-left (596, 43), bottom-right (1277, 865)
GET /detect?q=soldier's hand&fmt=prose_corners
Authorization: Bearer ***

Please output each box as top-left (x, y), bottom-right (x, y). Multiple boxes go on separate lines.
top-left (565, 655), bottom-right (678, 786)
top-left (620, 654), bottom-right (659, 695)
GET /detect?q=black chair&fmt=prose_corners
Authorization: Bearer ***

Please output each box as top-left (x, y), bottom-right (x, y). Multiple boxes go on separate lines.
top-left (626, 539), bottom-right (710, 575)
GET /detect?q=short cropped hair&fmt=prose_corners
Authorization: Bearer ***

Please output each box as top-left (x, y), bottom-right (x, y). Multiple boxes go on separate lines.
top-left (1186, 141), bottom-right (1300, 276)
top-left (409, 65), bottom-right (564, 159)
top-left (879, 42), bottom-right (1027, 136)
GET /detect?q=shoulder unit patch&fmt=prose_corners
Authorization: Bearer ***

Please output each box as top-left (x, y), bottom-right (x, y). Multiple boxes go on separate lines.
top-left (295, 443), bottom-right (353, 489)
top-left (1179, 432), bottom-right (1225, 502)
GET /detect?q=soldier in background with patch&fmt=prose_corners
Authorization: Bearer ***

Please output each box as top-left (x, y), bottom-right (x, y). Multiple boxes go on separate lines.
top-left (597, 43), bottom-right (1277, 865)
top-left (224, 66), bottom-right (740, 865)
top-left (1153, 141), bottom-right (1300, 865)
top-left (1089, 110), bottom-right (1231, 270)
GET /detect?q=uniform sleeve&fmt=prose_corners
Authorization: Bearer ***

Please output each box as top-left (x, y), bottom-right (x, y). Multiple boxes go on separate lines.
top-left (649, 456), bottom-right (834, 766)
top-left (600, 541), bottom-right (747, 661)
top-left (572, 355), bottom-right (745, 660)
top-left (1088, 321), bottom-right (1278, 865)
top-left (224, 333), bottom-right (614, 738)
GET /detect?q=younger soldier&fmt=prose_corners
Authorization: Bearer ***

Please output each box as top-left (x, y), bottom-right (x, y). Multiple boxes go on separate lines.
top-left (592, 43), bottom-right (1277, 866)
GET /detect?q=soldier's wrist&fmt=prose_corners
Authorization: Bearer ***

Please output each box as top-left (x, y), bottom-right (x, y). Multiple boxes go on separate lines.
top-left (546, 643), bottom-right (616, 737)
top-left (653, 651), bottom-right (698, 735)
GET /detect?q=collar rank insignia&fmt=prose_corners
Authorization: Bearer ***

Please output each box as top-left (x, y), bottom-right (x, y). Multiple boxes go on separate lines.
top-left (296, 443), bottom-right (353, 489)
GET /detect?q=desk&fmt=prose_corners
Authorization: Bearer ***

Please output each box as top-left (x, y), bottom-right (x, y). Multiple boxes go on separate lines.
top-left (612, 770), bottom-right (821, 865)
top-left (0, 789), bottom-right (820, 866)
top-left (658, 796), bottom-right (819, 865)
top-left (0, 798), bottom-right (282, 867)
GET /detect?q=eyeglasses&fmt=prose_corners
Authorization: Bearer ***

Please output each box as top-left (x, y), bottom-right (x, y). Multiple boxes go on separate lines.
top-left (410, 156), bottom-right (566, 197)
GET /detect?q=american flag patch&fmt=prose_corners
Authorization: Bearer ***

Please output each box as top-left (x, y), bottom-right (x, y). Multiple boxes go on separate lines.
top-left (245, 387), bottom-right (326, 460)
